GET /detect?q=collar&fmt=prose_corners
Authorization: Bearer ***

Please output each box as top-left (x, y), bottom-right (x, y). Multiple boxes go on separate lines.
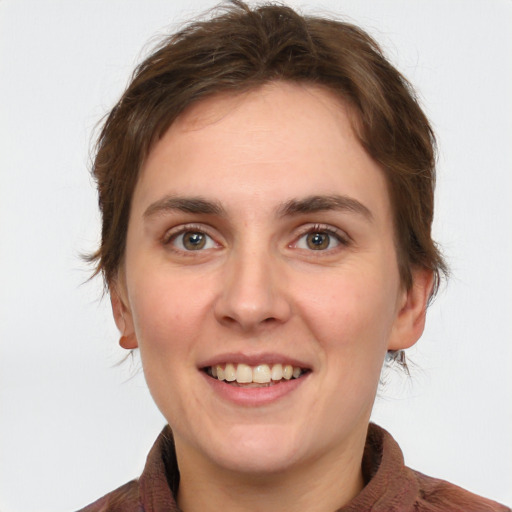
top-left (137, 423), bottom-right (419, 512)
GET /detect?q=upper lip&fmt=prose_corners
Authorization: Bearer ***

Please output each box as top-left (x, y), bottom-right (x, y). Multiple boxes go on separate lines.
top-left (198, 352), bottom-right (312, 370)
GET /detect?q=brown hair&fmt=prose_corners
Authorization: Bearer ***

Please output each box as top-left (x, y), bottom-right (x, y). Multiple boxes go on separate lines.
top-left (89, 0), bottom-right (447, 297)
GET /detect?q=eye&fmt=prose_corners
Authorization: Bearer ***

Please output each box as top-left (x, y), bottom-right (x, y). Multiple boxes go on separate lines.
top-left (169, 230), bottom-right (217, 251)
top-left (294, 227), bottom-right (347, 251)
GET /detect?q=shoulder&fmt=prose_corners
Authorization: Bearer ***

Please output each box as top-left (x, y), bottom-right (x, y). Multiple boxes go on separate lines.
top-left (75, 479), bottom-right (142, 512)
top-left (75, 425), bottom-right (178, 512)
top-left (412, 469), bottom-right (510, 512)
top-left (360, 424), bottom-right (510, 512)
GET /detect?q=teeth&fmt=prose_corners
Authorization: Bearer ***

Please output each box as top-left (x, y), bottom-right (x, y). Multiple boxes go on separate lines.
top-left (236, 363), bottom-right (252, 383)
top-left (209, 363), bottom-right (305, 385)
top-left (271, 363), bottom-right (283, 381)
top-left (253, 364), bottom-right (271, 383)
top-left (224, 363), bottom-right (236, 382)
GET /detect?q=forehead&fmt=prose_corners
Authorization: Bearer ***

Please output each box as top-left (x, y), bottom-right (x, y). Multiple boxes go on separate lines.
top-left (174, 81), bottom-right (358, 131)
top-left (134, 81), bottom-right (391, 223)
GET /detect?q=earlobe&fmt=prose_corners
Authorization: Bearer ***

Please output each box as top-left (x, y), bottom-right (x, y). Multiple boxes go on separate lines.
top-left (388, 268), bottom-right (434, 351)
top-left (110, 284), bottom-right (138, 350)
top-left (119, 334), bottom-right (137, 350)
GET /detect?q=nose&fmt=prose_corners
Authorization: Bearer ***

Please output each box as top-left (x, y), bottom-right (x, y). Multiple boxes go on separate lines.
top-left (213, 246), bottom-right (292, 332)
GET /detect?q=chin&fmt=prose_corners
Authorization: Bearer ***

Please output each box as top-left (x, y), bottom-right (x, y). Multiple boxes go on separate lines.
top-left (203, 424), bottom-right (305, 475)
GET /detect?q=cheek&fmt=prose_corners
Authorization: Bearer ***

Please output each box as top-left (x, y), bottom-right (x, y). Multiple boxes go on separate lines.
top-left (127, 269), bottom-right (214, 356)
top-left (125, 270), bottom-right (217, 425)
top-left (296, 264), bottom-right (400, 357)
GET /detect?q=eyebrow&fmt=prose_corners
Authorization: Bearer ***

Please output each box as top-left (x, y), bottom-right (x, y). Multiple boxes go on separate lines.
top-left (277, 194), bottom-right (373, 221)
top-left (143, 196), bottom-right (226, 218)
top-left (143, 193), bottom-right (373, 221)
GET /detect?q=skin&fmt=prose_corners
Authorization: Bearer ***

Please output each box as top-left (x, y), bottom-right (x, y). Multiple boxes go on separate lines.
top-left (112, 81), bottom-right (432, 512)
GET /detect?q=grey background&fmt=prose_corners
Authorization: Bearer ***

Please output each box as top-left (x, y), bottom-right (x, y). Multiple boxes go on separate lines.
top-left (1, 0), bottom-right (511, 510)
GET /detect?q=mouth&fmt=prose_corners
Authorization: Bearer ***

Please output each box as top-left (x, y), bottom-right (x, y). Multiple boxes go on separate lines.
top-left (203, 363), bottom-right (310, 388)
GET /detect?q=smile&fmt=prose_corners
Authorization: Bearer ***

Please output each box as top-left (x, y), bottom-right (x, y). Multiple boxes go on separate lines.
top-left (204, 363), bottom-right (309, 386)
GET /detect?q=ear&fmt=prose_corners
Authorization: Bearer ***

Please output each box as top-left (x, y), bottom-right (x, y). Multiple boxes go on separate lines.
top-left (110, 281), bottom-right (138, 350)
top-left (388, 268), bottom-right (434, 351)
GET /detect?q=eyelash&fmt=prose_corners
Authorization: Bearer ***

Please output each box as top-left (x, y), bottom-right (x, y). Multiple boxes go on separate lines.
top-left (292, 224), bottom-right (350, 252)
top-left (161, 223), bottom-right (350, 254)
top-left (162, 224), bottom-right (218, 252)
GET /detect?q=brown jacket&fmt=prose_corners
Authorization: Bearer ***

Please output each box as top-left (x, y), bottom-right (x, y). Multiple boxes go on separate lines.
top-left (77, 423), bottom-right (510, 512)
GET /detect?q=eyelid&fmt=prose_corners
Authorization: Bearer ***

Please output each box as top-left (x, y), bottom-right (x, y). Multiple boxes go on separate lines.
top-left (161, 222), bottom-right (350, 253)
top-left (162, 223), bottom-right (221, 248)
top-left (290, 223), bottom-right (351, 249)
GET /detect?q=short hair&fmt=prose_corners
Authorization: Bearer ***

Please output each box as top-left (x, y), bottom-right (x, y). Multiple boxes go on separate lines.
top-left (89, 0), bottom-right (447, 298)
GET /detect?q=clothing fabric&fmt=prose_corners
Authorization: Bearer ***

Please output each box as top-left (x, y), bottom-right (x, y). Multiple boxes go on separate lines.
top-left (77, 423), bottom-right (509, 512)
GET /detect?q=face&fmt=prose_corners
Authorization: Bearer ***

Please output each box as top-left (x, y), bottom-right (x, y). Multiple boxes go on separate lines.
top-left (114, 82), bottom-right (430, 476)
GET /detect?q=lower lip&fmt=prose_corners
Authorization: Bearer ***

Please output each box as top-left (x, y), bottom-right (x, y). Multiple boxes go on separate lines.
top-left (201, 371), bottom-right (309, 406)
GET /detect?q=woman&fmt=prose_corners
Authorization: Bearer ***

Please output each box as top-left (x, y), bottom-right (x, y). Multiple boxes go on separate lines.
top-left (78, 2), bottom-right (509, 511)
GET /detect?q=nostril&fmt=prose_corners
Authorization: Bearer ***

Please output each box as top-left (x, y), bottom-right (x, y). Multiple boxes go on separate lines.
top-left (213, 281), bottom-right (292, 330)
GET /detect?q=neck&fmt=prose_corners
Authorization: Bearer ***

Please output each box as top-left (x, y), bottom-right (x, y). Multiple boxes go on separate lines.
top-left (175, 431), bottom-right (367, 512)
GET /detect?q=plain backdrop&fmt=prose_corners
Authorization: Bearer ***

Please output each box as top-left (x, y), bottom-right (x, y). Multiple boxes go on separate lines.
top-left (1, 0), bottom-right (511, 510)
